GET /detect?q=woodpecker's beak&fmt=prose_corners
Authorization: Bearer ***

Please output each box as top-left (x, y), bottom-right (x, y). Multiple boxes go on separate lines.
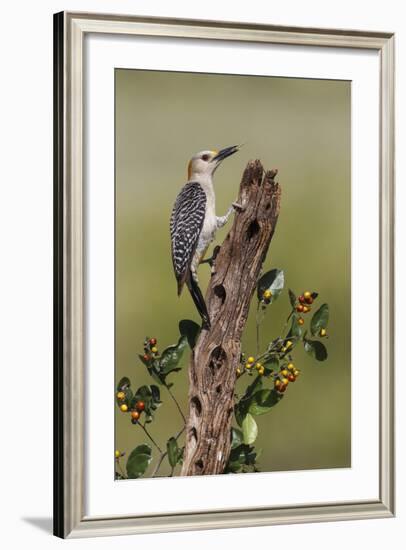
top-left (212, 145), bottom-right (240, 163)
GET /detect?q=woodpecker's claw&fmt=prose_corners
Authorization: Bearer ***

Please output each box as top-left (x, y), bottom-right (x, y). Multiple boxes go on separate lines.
top-left (200, 245), bottom-right (221, 269)
top-left (232, 201), bottom-right (246, 212)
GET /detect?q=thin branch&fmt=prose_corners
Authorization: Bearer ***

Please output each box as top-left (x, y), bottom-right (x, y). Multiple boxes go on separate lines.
top-left (152, 426), bottom-right (185, 478)
top-left (256, 301), bottom-right (261, 356)
top-left (116, 458), bottom-right (127, 479)
top-left (165, 384), bottom-right (186, 423)
top-left (138, 422), bottom-right (163, 454)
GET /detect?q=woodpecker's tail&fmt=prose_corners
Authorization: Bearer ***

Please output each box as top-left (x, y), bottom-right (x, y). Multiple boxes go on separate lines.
top-left (185, 272), bottom-right (211, 330)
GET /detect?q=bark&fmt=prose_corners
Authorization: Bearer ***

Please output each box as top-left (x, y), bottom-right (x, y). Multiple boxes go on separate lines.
top-left (181, 160), bottom-right (281, 476)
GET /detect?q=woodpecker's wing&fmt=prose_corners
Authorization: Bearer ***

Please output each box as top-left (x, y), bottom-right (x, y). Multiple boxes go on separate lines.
top-left (170, 181), bottom-right (206, 295)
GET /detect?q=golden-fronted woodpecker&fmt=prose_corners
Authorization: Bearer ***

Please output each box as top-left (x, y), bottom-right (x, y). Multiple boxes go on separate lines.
top-left (170, 146), bottom-right (241, 329)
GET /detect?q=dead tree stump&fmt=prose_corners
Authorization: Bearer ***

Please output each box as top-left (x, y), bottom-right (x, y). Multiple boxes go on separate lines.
top-left (181, 160), bottom-right (281, 476)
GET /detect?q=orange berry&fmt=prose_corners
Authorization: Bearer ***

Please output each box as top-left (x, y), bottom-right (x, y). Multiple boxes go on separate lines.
top-left (136, 401), bottom-right (145, 411)
top-left (298, 317), bottom-right (304, 325)
top-left (131, 410), bottom-right (140, 420)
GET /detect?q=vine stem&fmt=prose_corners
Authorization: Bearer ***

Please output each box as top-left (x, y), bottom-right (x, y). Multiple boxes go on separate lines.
top-left (138, 422), bottom-right (163, 454)
top-left (152, 426), bottom-right (185, 478)
top-left (281, 308), bottom-right (294, 334)
top-left (255, 301), bottom-right (262, 356)
top-left (116, 458), bottom-right (127, 479)
top-left (165, 384), bottom-right (186, 423)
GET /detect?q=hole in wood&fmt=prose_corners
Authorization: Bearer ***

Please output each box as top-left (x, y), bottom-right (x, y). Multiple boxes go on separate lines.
top-left (213, 284), bottom-right (226, 303)
top-left (190, 426), bottom-right (198, 442)
top-left (247, 219), bottom-right (260, 239)
top-left (191, 396), bottom-right (202, 416)
top-left (209, 346), bottom-right (227, 372)
top-left (195, 459), bottom-right (204, 473)
top-left (216, 385), bottom-right (222, 394)
top-left (265, 202), bottom-right (271, 210)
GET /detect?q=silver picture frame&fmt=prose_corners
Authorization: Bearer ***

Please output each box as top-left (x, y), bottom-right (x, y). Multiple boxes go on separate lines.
top-left (54, 11), bottom-right (395, 538)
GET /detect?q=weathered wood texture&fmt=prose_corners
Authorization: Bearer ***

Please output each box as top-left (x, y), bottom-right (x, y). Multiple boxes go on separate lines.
top-left (181, 160), bottom-right (281, 476)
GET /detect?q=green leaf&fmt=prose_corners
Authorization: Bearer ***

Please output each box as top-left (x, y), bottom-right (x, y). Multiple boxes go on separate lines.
top-left (225, 443), bottom-right (258, 473)
top-left (234, 405), bottom-right (245, 427)
top-left (126, 444), bottom-right (152, 479)
top-left (257, 269), bottom-right (284, 303)
top-left (116, 377), bottom-right (130, 392)
top-left (150, 385), bottom-right (161, 403)
top-left (248, 389), bottom-right (284, 416)
top-left (231, 427), bottom-right (244, 449)
top-left (242, 413), bottom-right (258, 444)
top-left (147, 365), bottom-right (166, 386)
top-left (304, 339), bottom-right (328, 361)
top-left (244, 375), bottom-right (263, 399)
top-left (310, 304), bottom-right (329, 336)
top-left (288, 288), bottom-right (297, 308)
top-left (167, 437), bottom-right (179, 468)
top-left (235, 376), bottom-right (263, 426)
top-left (159, 335), bottom-right (188, 375)
top-left (179, 319), bottom-right (200, 349)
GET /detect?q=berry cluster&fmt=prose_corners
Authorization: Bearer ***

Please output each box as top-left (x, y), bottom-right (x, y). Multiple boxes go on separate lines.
top-left (295, 290), bottom-right (317, 325)
top-left (117, 390), bottom-right (146, 424)
top-left (237, 353), bottom-right (301, 395)
top-left (238, 356), bottom-right (266, 377)
top-left (274, 362), bottom-right (300, 393)
top-left (142, 337), bottom-right (159, 363)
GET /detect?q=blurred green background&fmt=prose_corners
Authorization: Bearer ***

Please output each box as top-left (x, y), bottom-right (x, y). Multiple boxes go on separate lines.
top-left (115, 69), bottom-right (351, 477)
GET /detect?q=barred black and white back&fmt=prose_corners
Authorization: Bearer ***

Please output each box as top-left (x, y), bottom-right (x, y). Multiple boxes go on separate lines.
top-left (170, 181), bottom-right (207, 294)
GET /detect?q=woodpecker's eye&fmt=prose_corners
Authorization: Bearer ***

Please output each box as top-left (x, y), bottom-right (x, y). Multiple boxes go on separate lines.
top-left (201, 154), bottom-right (210, 161)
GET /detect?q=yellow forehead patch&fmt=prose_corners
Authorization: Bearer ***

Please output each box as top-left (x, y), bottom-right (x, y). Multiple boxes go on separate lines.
top-left (211, 149), bottom-right (218, 156)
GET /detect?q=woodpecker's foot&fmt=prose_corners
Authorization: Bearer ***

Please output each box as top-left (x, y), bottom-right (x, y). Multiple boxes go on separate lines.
top-left (201, 245), bottom-right (220, 269)
top-left (232, 201), bottom-right (246, 212)
top-left (200, 256), bottom-right (214, 267)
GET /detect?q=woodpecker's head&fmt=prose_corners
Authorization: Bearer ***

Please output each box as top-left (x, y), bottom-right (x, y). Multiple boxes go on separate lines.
top-left (187, 145), bottom-right (240, 180)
